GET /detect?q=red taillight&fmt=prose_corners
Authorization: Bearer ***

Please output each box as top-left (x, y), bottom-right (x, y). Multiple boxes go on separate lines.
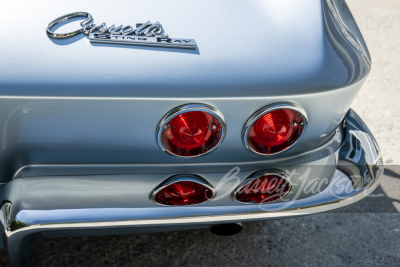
top-left (158, 104), bottom-right (225, 157)
top-left (244, 105), bottom-right (307, 155)
top-left (234, 172), bottom-right (291, 204)
top-left (152, 177), bottom-right (215, 206)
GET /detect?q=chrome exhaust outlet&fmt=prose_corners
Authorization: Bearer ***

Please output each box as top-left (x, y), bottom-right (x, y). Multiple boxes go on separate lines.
top-left (209, 223), bottom-right (243, 236)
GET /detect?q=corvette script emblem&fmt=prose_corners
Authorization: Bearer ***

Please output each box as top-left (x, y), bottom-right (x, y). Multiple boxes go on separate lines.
top-left (46, 12), bottom-right (196, 50)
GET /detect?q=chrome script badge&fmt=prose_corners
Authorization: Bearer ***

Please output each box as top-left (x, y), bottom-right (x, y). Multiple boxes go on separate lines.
top-left (46, 12), bottom-right (196, 50)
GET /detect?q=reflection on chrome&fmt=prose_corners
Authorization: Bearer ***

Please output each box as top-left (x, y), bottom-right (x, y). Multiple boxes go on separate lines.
top-left (0, 109), bottom-right (384, 267)
top-left (324, 0), bottom-right (371, 85)
top-left (326, 0), bottom-right (371, 68)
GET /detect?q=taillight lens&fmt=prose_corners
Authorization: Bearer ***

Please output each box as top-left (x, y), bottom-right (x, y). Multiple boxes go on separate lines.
top-left (158, 105), bottom-right (225, 157)
top-left (152, 177), bottom-right (215, 206)
top-left (244, 105), bottom-right (307, 155)
top-left (234, 172), bottom-right (291, 204)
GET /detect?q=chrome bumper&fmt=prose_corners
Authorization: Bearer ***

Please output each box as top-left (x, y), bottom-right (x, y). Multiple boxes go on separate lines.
top-left (0, 109), bottom-right (383, 267)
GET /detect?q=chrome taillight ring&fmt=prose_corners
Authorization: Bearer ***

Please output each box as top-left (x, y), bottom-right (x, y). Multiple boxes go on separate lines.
top-left (242, 103), bottom-right (308, 156)
top-left (156, 104), bottom-right (226, 158)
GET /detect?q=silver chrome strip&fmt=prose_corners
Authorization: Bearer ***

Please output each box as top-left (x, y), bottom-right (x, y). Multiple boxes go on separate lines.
top-left (90, 34), bottom-right (196, 50)
top-left (1, 169), bottom-right (381, 267)
top-left (150, 175), bottom-right (217, 206)
top-left (242, 103), bottom-right (308, 156)
top-left (0, 109), bottom-right (383, 267)
top-left (1, 169), bottom-right (381, 235)
top-left (232, 169), bottom-right (292, 204)
top-left (156, 104), bottom-right (227, 158)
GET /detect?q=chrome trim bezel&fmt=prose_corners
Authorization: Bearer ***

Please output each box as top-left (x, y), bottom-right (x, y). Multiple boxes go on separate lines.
top-left (156, 104), bottom-right (226, 158)
top-left (150, 174), bottom-right (217, 206)
top-left (232, 169), bottom-right (292, 204)
top-left (242, 103), bottom-right (308, 156)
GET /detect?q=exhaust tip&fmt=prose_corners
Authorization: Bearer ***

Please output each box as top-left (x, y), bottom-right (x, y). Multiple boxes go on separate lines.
top-left (209, 223), bottom-right (242, 236)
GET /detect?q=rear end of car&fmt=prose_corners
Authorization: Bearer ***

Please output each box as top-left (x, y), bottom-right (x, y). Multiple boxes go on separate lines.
top-left (0, 0), bottom-right (383, 266)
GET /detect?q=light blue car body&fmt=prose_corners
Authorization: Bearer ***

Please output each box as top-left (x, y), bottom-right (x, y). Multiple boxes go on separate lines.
top-left (0, 1), bottom-right (383, 266)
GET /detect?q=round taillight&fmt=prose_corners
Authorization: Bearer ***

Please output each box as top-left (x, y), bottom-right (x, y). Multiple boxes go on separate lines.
top-left (233, 171), bottom-right (291, 204)
top-left (157, 104), bottom-right (226, 157)
top-left (151, 176), bottom-right (216, 206)
top-left (243, 104), bottom-right (307, 155)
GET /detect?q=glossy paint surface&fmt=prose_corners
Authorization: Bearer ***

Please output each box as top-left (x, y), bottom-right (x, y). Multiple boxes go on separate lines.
top-left (0, 0), bottom-right (369, 97)
top-left (0, 93), bottom-right (349, 183)
top-left (0, 108), bottom-right (384, 266)
top-left (0, 0), bottom-right (371, 184)
top-left (0, 1), bottom-right (379, 262)
top-left (0, 110), bottom-right (382, 239)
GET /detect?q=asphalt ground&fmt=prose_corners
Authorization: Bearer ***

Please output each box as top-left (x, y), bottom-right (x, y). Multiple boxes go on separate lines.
top-left (1, 0), bottom-right (400, 266)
